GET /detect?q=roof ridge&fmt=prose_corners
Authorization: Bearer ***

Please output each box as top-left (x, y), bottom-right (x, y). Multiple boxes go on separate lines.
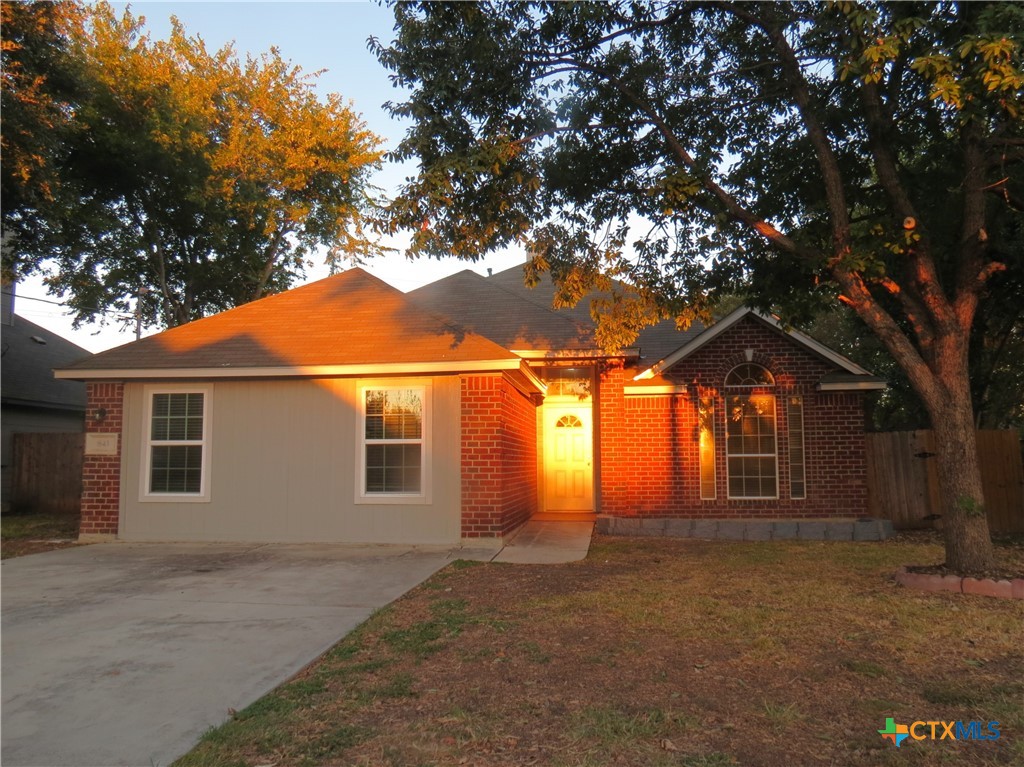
top-left (405, 272), bottom-right (527, 354)
top-left (58, 267), bottom-right (523, 374)
top-left (482, 268), bottom-right (594, 337)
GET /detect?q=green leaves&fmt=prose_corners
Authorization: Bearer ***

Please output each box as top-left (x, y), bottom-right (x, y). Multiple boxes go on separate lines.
top-left (6, 1), bottom-right (383, 328)
top-left (905, 4), bottom-right (1024, 118)
top-left (377, 0), bottom-right (1019, 335)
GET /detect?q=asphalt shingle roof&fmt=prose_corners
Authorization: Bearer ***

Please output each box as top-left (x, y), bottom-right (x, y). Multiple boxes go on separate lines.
top-left (2, 314), bottom-right (90, 410)
top-left (408, 270), bottom-right (593, 352)
top-left (412, 264), bottom-right (707, 364)
top-left (60, 268), bottom-right (519, 373)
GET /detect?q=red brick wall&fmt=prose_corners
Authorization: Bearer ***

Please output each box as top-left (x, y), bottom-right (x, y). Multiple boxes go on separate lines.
top-left (500, 375), bottom-right (539, 533)
top-left (80, 382), bottom-right (124, 538)
top-left (599, 317), bottom-right (869, 518)
top-left (597, 362), bottom-right (630, 516)
top-left (461, 374), bottom-right (538, 537)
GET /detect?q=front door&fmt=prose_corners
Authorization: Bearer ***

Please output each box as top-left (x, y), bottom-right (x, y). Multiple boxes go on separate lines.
top-left (542, 404), bottom-right (593, 512)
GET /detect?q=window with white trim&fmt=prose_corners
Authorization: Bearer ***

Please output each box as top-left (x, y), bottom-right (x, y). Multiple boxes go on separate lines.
top-left (142, 387), bottom-right (210, 500)
top-left (359, 386), bottom-right (428, 500)
top-left (725, 364), bottom-right (777, 499)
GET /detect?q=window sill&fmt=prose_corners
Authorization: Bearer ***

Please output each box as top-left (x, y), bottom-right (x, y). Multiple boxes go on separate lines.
top-left (139, 493), bottom-right (211, 503)
top-left (355, 493), bottom-right (430, 506)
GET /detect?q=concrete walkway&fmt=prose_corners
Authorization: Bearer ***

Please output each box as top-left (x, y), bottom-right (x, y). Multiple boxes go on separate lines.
top-left (464, 514), bottom-right (596, 564)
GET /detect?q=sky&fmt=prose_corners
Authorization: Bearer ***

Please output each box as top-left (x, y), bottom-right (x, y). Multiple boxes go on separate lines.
top-left (14, 1), bottom-right (525, 353)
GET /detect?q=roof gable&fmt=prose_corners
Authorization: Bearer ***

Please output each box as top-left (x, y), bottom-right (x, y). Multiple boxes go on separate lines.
top-left (634, 307), bottom-right (884, 388)
top-left (58, 268), bottom-right (520, 378)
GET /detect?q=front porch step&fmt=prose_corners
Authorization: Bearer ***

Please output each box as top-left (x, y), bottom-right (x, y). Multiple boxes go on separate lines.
top-left (531, 512), bottom-right (597, 522)
top-left (595, 516), bottom-right (893, 541)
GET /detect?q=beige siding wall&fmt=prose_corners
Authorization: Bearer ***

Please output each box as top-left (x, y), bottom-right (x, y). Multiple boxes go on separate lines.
top-left (120, 377), bottom-right (462, 543)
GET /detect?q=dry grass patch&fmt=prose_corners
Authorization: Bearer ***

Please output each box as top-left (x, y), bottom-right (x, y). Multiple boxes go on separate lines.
top-left (1, 511), bottom-right (81, 559)
top-left (175, 535), bottom-right (1023, 767)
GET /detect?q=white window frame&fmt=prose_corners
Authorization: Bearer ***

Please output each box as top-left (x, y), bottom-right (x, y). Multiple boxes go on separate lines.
top-left (724, 363), bottom-right (779, 500)
top-left (725, 393), bottom-right (779, 500)
top-left (139, 384), bottom-right (212, 503)
top-left (355, 380), bottom-right (431, 505)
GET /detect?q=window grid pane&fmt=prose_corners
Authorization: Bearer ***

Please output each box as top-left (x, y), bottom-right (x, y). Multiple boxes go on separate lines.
top-left (364, 389), bottom-right (424, 495)
top-left (149, 392), bottom-right (205, 495)
top-left (151, 393), bottom-right (204, 442)
top-left (150, 445), bottom-right (203, 494)
top-left (788, 396), bottom-right (806, 499)
top-left (725, 363), bottom-right (774, 387)
top-left (726, 394), bottom-right (777, 498)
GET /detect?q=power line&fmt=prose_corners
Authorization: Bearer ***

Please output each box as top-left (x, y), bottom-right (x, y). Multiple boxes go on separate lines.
top-left (1, 290), bottom-right (135, 320)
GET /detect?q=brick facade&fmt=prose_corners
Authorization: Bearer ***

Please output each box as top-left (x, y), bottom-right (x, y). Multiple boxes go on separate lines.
top-left (79, 382), bottom-right (124, 538)
top-left (599, 317), bottom-right (868, 518)
top-left (76, 317), bottom-right (868, 543)
top-left (460, 373), bottom-right (539, 537)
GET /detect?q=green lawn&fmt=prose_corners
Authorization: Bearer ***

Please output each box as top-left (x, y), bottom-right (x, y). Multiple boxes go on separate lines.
top-left (176, 534), bottom-right (1023, 767)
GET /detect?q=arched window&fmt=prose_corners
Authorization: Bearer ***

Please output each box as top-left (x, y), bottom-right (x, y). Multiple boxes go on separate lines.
top-left (725, 363), bottom-right (774, 387)
top-left (555, 414), bottom-right (583, 428)
top-left (725, 364), bottom-right (777, 498)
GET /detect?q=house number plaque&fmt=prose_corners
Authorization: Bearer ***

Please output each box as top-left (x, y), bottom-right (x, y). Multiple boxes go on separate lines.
top-left (85, 434), bottom-right (119, 456)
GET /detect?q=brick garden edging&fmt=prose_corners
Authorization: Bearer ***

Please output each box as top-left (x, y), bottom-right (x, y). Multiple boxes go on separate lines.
top-left (895, 566), bottom-right (1024, 600)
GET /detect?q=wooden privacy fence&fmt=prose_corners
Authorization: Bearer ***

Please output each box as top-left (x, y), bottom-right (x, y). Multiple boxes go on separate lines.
top-left (10, 433), bottom-right (84, 515)
top-left (865, 430), bottom-right (1024, 533)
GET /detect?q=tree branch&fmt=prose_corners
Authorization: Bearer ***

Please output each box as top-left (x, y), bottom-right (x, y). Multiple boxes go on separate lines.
top-left (859, 78), bottom-right (956, 341)
top-left (544, 5), bottom-right (691, 59)
top-left (716, 2), bottom-right (851, 253)
top-left (834, 267), bottom-right (944, 405)
top-left (552, 54), bottom-right (815, 261)
top-left (251, 229), bottom-right (287, 301)
top-left (953, 118), bottom-right (993, 333)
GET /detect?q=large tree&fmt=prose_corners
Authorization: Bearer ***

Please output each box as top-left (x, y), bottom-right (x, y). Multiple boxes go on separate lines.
top-left (375, 1), bottom-right (1024, 572)
top-left (1, 1), bottom-right (85, 277)
top-left (2, 1), bottom-right (383, 328)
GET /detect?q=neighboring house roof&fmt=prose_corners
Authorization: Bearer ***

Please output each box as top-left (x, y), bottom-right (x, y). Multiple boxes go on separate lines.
top-left (56, 268), bottom-right (527, 380)
top-left (634, 306), bottom-right (887, 391)
top-left (412, 265), bottom-right (706, 363)
top-left (1, 314), bottom-right (90, 411)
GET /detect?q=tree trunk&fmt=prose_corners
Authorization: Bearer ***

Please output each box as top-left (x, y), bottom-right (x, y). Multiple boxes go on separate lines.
top-left (924, 378), bottom-right (995, 573)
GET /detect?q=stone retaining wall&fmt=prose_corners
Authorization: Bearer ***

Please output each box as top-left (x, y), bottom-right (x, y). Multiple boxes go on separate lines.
top-left (596, 516), bottom-right (893, 541)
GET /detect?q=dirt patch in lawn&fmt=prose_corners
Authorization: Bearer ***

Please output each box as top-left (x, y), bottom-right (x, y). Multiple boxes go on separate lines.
top-left (1, 511), bottom-right (82, 559)
top-left (177, 536), bottom-right (1024, 767)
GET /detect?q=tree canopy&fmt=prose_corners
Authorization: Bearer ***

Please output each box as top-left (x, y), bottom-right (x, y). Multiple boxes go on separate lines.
top-left (1, 1), bottom-right (84, 267)
top-left (376, 1), bottom-right (1024, 572)
top-left (2, 1), bottom-right (383, 328)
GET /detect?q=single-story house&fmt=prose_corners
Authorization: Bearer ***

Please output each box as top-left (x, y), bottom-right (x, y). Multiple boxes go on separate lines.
top-left (56, 266), bottom-right (886, 544)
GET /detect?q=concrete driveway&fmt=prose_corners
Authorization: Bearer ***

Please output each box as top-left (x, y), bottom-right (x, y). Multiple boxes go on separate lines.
top-left (1, 542), bottom-right (458, 767)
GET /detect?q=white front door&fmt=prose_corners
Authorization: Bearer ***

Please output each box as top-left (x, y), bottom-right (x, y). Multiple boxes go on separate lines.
top-left (542, 404), bottom-right (593, 512)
